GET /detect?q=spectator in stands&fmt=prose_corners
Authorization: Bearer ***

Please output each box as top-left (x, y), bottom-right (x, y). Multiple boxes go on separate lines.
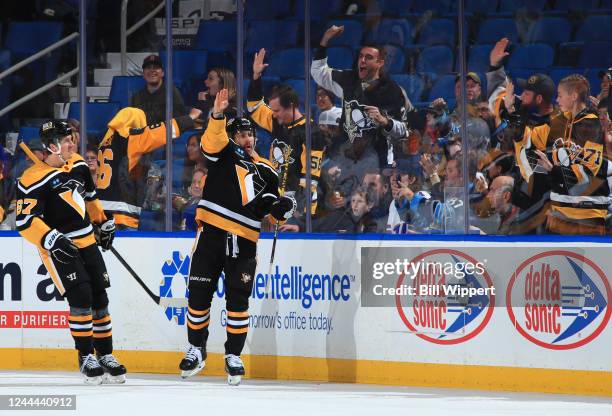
top-left (67, 118), bottom-right (81, 149)
top-left (311, 25), bottom-right (407, 166)
top-left (85, 144), bottom-right (98, 185)
top-left (487, 175), bottom-right (520, 235)
top-left (182, 133), bottom-right (207, 192)
top-left (386, 161), bottom-right (422, 233)
top-left (349, 186), bottom-right (377, 233)
top-left (130, 54), bottom-right (188, 124)
top-left (176, 167), bottom-right (206, 231)
top-left (361, 171), bottom-right (391, 232)
top-left (195, 67), bottom-right (238, 125)
top-left (318, 106), bottom-right (343, 158)
top-left (316, 86), bottom-right (337, 113)
top-left (249, 48), bottom-right (327, 219)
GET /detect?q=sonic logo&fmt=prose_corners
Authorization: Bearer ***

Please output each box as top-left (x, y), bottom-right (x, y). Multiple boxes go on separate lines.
top-left (507, 251), bottom-right (610, 350)
top-left (160, 251), bottom-right (190, 325)
top-left (395, 249), bottom-right (494, 345)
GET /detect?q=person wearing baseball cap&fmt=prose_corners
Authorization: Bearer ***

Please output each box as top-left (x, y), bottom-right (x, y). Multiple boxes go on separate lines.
top-left (129, 54), bottom-right (188, 124)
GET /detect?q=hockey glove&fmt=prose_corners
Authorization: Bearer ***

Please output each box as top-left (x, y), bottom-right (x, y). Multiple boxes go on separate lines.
top-left (42, 229), bottom-right (79, 264)
top-left (270, 195), bottom-right (297, 221)
top-left (95, 217), bottom-right (116, 251)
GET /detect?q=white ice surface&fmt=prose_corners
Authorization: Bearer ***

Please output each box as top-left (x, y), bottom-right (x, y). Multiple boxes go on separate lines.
top-left (0, 371), bottom-right (610, 416)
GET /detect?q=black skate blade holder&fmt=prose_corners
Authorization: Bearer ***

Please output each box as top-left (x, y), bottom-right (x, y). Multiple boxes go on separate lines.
top-left (110, 246), bottom-right (187, 308)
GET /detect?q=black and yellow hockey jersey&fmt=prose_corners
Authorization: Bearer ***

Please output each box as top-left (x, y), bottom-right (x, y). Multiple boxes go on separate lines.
top-left (96, 107), bottom-right (194, 228)
top-left (16, 154), bottom-right (107, 251)
top-left (548, 108), bottom-right (610, 221)
top-left (196, 116), bottom-right (279, 242)
top-left (246, 78), bottom-right (325, 214)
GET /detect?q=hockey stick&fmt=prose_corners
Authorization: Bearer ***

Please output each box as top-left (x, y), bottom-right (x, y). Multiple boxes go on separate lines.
top-left (267, 145), bottom-right (293, 291)
top-left (110, 246), bottom-right (187, 308)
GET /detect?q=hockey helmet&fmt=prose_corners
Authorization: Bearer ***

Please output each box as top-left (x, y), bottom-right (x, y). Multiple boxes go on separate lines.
top-left (226, 117), bottom-right (256, 139)
top-left (39, 120), bottom-right (73, 148)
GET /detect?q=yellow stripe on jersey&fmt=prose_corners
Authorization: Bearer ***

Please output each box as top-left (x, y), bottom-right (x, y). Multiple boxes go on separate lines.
top-left (196, 209), bottom-right (259, 242)
top-left (551, 205), bottom-right (607, 220)
top-left (227, 311), bottom-right (249, 318)
top-left (86, 199), bottom-right (107, 224)
top-left (247, 100), bottom-right (274, 132)
top-left (114, 213), bottom-right (139, 229)
top-left (201, 117), bottom-right (228, 154)
top-left (226, 326), bottom-right (248, 334)
top-left (20, 217), bottom-right (52, 250)
top-left (72, 232), bottom-right (96, 249)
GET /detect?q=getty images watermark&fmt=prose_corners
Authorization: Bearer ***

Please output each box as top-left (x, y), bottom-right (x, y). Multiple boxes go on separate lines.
top-left (361, 247), bottom-right (496, 307)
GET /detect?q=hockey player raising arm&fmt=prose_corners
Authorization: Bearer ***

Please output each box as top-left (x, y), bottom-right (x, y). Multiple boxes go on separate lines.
top-left (179, 89), bottom-right (296, 385)
top-left (16, 121), bottom-right (126, 384)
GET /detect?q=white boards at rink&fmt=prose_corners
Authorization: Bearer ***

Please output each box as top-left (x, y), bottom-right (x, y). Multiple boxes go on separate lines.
top-left (0, 234), bottom-right (610, 396)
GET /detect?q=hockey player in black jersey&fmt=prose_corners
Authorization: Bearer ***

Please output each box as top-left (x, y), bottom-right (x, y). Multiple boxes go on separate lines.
top-left (179, 89), bottom-right (296, 385)
top-left (16, 121), bottom-right (126, 385)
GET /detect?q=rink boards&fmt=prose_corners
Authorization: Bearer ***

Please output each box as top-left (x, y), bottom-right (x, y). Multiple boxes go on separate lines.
top-left (0, 233), bottom-right (610, 396)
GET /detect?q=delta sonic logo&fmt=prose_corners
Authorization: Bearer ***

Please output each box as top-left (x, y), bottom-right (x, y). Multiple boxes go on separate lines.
top-left (159, 251), bottom-right (190, 325)
top-left (507, 250), bottom-right (611, 350)
top-left (394, 249), bottom-right (495, 345)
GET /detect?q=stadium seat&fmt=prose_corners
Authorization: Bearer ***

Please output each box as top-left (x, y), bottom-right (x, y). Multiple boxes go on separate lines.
top-left (284, 78), bottom-right (317, 107)
top-left (245, 20), bottom-right (300, 53)
top-left (18, 126), bottom-right (40, 142)
top-left (524, 17), bottom-right (571, 45)
top-left (416, 46), bottom-right (454, 74)
top-left (67, 102), bottom-right (121, 140)
top-left (467, 44), bottom-right (493, 73)
top-left (384, 45), bottom-right (406, 74)
top-left (476, 18), bottom-right (518, 43)
top-left (327, 47), bottom-right (354, 70)
top-left (428, 74), bottom-right (456, 103)
top-left (549, 67), bottom-right (583, 85)
top-left (412, 0), bottom-right (452, 14)
top-left (158, 50), bottom-right (208, 91)
top-left (4, 22), bottom-right (63, 55)
top-left (507, 44), bottom-right (554, 70)
top-left (498, 0), bottom-right (546, 13)
top-left (578, 42), bottom-right (612, 67)
top-left (451, 0), bottom-right (499, 14)
top-left (293, 0), bottom-right (344, 20)
top-left (553, 0), bottom-right (600, 11)
top-left (601, 0), bottom-right (612, 9)
top-left (377, 0), bottom-right (414, 16)
top-left (245, 0), bottom-right (291, 19)
top-left (195, 20), bottom-right (237, 52)
top-left (575, 15), bottom-right (612, 42)
top-left (242, 76), bottom-right (282, 98)
top-left (418, 19), bottom-right (456, 46)
top-left (367, 19), bottom-right (413, 47)
top-left (327, 20), bottom-right (363, 48)
top-left (267, 48), bottom-right (306, 79)
top-left (109, 76), bottom-right (146, 109)
top-left (391, 74), bottom-right (425, 102)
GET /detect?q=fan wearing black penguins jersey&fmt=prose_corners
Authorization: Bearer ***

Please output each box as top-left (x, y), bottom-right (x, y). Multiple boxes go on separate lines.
top-left (247, 48), bottom-right (326, 216)
top-left (16, 121), bottom-right (126, 385)
top-left (179, 90), bottom-right (296, 386)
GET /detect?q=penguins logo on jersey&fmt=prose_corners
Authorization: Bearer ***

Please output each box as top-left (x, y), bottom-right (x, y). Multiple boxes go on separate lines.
top-left (235, 160), bottom-right (267, 206)
top-left (343, 99), bottom-right (376, 143)
top-left (270, 139), bottom-right (295, 172)
top-left (58, 179), bottom-right (86, 219)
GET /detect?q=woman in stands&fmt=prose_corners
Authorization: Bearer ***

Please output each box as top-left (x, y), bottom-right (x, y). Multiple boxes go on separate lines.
top-left (195, 68), bottom-right (238, 123)
top-left (181, 133), bottom-right (207, 192)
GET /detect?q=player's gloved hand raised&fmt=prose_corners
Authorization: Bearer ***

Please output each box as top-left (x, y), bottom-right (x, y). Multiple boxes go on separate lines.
top-left (270, 195), bottom-right (297, 221)
top-left (95, 217), bottom-right (116, 251)
top-left (42, 229), bottom-right (79, 264)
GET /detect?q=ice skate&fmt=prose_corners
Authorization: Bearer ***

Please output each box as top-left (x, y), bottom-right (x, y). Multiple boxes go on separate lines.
top-left (98, 354), bottom-right (127, 384)
top-left (79, 353), bottom-right (104, 385)
top-left (179, 345), bottom-right (205, 378)
top-left (224, 354), bottom-right (245, 386)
